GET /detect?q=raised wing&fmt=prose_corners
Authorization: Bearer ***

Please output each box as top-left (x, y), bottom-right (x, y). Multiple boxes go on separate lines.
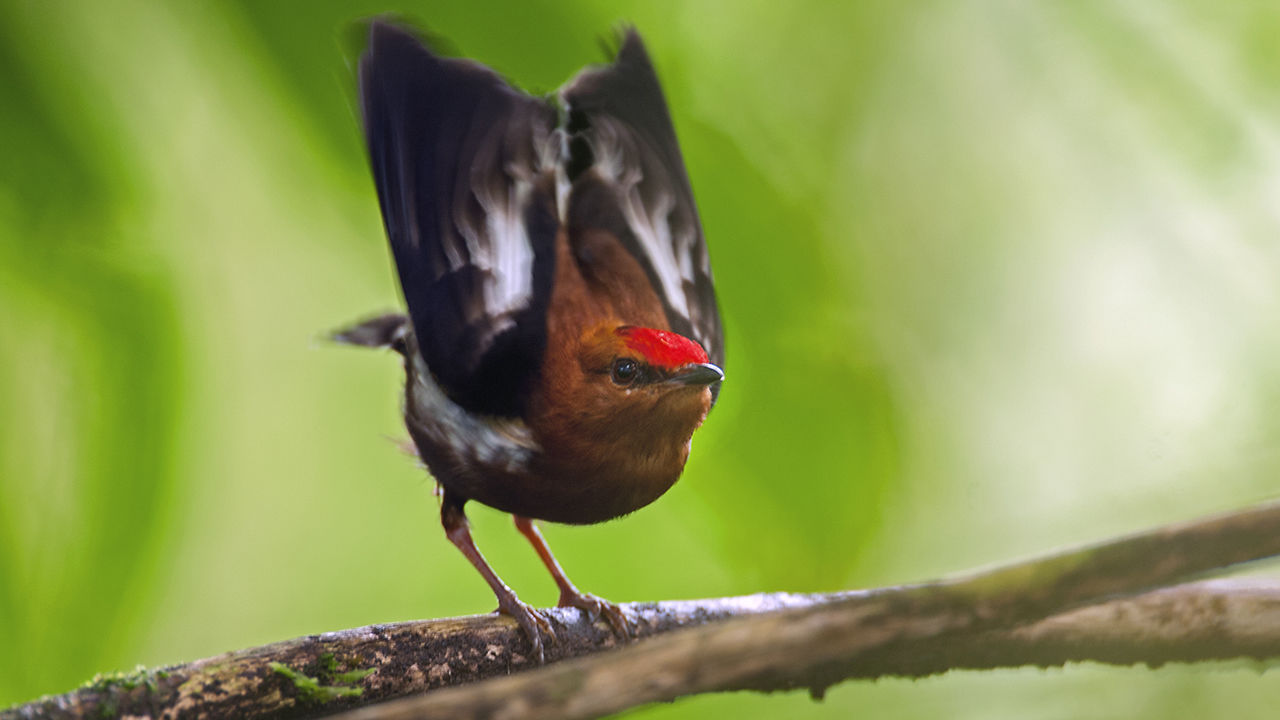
top-left (360, 22), bottom-right (559, 417)
top-left (559, 30), bottom-right (723, 370)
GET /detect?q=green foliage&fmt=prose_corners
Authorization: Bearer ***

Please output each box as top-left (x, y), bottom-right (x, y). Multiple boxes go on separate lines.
top-left (268, 655), bottom-right (373, 704)
top-left (83, 666), bottom-right (167, 694)
top-left (4, 1), bottom-right (1280, 718)
top-left (81, 666), bottom-right (168, 719)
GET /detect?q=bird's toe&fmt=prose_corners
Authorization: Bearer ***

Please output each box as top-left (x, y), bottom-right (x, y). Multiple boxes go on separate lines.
top-left (497, 597), bottom-right (556, 663)
top-left (559, 590), bottom-right (633, 640)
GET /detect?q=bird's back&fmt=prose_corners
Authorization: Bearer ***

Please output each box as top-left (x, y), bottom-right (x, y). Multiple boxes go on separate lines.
top-left (359, 23), bottom-right (722, 418)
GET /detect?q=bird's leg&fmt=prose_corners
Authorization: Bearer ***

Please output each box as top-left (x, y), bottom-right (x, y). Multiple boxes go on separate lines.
top-left (513, 515), bottom-right (632, 638)
top-left (441, 497), bottom-right (554, 662)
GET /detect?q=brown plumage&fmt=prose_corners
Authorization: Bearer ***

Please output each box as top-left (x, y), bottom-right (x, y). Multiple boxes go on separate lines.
top-left (336, 21), bottom-right (723, 660)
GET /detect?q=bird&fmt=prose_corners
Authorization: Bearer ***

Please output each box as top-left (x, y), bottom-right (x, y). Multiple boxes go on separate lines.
top-left (335, 21), bottom-right (724, 662)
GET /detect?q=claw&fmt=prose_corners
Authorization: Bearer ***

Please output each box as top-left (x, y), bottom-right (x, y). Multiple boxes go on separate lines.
top-left (559, 589), bottom-right (633, 639)
top-left (498, 596), bottom-right (556, 663)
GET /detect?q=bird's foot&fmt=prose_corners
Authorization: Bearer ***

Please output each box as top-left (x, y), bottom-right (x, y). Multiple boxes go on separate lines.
top-left (558, 588), bottom-right (633, 639)
top-left (496, 594), bottom-right (556, 663)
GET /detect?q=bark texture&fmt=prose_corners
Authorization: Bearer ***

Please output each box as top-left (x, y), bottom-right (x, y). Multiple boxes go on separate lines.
top-left (5, 501), bottom-right (1280, 720)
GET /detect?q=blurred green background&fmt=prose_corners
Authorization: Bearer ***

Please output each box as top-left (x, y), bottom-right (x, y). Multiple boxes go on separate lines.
top-left (4, 0), bottom-right (1280, 716)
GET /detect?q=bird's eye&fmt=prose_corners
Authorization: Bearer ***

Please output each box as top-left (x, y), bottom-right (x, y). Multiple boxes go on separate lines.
top-left (610, 358), bottom-right (639, 386)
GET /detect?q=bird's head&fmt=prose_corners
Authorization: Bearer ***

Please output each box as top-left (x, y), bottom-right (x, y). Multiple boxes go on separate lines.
top-left (531, 322), bottom-right (722, 492)
top-left (577, 325), bottom-right (723, 410)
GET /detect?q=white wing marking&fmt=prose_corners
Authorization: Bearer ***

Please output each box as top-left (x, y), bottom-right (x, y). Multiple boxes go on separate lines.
top-left (444, 121), bottom-right (562, 340)
top-left (408, 350), bottom-right (539, 472)
top-left (592, 119), bottom-right (695, 322)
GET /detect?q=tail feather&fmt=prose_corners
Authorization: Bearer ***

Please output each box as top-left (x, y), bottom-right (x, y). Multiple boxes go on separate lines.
top-left (331, 313), bottom-right (410, 353)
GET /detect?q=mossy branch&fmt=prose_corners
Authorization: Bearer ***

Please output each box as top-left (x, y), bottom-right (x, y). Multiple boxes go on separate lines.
top-left (7, 501), bottom-right (1280, 720)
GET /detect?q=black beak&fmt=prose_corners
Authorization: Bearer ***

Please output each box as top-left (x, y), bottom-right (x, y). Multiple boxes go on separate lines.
top-left (668, 363), bottom-right (725, 387)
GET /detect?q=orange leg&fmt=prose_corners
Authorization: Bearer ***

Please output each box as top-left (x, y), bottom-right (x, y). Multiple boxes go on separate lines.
top-left (441, 497), bottom-right (554, 662)
top-left (513, 515), bottom-right (632, 638)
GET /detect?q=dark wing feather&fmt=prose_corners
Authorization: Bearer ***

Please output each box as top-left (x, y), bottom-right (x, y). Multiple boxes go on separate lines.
top-left (360, 22), bottom-right (559, 417)
top-left (560, 30), bottom-right (724, 370)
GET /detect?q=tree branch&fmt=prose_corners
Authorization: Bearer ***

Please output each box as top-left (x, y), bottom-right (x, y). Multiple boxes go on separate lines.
top-left (334, 577), bottom-right (1280, 720)
top-left (7, 501), bottom-right (1280, 720)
